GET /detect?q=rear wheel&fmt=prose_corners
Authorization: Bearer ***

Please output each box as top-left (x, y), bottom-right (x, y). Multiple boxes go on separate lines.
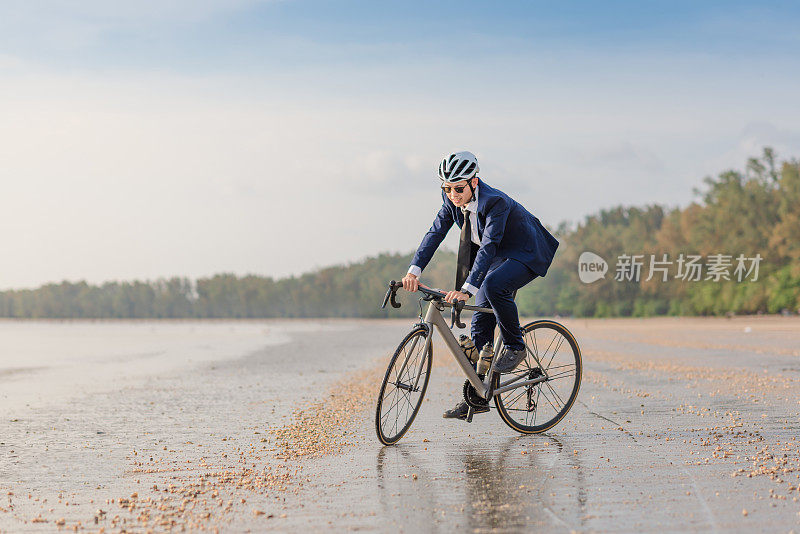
top-left (375, 327), bottom-right (432, 445)
top-left (494, 320), bottom-right (581, 434)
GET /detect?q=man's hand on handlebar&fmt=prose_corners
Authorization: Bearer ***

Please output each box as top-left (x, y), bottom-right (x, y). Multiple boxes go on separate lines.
top-left (444, 290), bottom-right (470, 304)
top-left (402, 273), bottom-right (419, 292)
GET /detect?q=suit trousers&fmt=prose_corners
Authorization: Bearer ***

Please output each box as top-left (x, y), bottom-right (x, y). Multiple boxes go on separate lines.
top-left (471, 257), bottom-right (537, 354)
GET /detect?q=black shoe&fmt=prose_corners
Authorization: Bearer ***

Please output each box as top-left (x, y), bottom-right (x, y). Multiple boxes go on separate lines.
top-left (494, 346), bottom-right (528, 373)
top-left (442, 400), bottom-right (489, 420)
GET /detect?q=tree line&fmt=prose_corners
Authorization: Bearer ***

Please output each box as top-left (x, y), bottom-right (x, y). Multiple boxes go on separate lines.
top-left (1, 148), bottom-right (798, 319)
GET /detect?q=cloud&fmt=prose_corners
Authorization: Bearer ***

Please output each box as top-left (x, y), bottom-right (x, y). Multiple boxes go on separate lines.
top-left (335, 151), bottom-right (430, 194)
top-left (2, 1), bottom-right (272, 25)
top-left (571, 141), bottom-right (665, 173)
top-left (0, 37), bottom-right (799, 288)
top-left (736, 122), bottom-right (800, 159)
top-left (697, 122), bottom-right (800, 181)
top-left (0, 1), bottom-right (280, 60)
top-left (0, 53), bottom-right (26, 69)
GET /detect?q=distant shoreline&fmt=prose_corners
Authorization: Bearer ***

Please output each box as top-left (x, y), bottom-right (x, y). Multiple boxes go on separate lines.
top-left (1, 314), bottom-right (796, 322)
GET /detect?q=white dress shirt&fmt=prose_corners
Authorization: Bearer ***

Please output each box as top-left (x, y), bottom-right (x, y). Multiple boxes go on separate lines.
top-left (408, 186), bottom-right (480, 297)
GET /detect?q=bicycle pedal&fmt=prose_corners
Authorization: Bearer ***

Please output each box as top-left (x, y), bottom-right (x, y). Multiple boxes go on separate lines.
top-left (465, 407), bottom-right (474, 423)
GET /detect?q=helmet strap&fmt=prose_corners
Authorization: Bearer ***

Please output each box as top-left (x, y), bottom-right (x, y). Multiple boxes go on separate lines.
top-left (466, 179), bottom-right (476, 203)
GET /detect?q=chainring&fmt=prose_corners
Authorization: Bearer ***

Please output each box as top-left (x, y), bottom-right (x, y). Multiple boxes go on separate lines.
top-left (463, 377), bottom-right (489, 409)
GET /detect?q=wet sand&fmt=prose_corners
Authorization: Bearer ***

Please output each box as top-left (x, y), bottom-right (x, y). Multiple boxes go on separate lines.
top-left (2, 316), bottom-right (800, 532)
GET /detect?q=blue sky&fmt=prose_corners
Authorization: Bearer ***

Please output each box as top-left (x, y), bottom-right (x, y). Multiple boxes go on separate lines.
top-left (1, 2), bottom-right (799, 288)
top-left (4, 2), bottom-right (799, 68)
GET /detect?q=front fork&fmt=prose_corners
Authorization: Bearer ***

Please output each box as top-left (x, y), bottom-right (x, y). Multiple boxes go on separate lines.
top-left (393, 323), bottom-right (432, 392)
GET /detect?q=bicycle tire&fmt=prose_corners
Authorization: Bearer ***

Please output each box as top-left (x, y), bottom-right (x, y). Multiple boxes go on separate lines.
top-left (494, 320), bottom-right (582, 434)
top-left (375, 327), bottom-right (433, 445)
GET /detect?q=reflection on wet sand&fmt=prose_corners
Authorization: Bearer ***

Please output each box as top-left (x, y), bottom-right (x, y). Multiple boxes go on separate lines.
top-left (376, 445), bottom-right (443, 531)
top-left (375, 433), bottom-right (587, 531)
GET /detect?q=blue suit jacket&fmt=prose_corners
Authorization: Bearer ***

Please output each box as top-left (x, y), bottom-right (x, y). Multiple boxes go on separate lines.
top-left (411, 179), bottom-right (559, 289)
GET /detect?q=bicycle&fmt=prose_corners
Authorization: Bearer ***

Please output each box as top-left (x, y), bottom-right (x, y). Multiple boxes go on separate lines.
top-left (376, 280), bottom-right (582, 445)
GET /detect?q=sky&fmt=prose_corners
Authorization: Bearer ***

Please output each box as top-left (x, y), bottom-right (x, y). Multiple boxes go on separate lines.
top-left (1, 1), bottom-right (799, 289)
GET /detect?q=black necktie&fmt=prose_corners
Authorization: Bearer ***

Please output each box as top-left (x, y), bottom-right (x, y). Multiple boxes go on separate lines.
top-left (456, 208), bottom-right (476, 291)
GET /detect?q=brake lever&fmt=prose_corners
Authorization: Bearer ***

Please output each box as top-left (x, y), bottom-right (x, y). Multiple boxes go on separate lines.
top-left (450, 299), bottom-right (466, 329)
top-left (380, 287), bottom-right (392, 309)
top-left (380, 281), bottom-right (402, 309)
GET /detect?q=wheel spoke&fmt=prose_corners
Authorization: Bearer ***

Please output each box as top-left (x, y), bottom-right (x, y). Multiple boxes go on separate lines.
top-left (525, 388), bottom-right (534, 426)
top-left (546, 368), bottom-right (576, 381)
top-left (381, 387), bottom-right (404, 425)
top-left (537, 381), bottom-right (562, 412)
top-left (544, 378), bottom-right (567, 409)
top-left (502, 386), bottom-right (528, 409)
top-left (538, 332), bottom-right (558, 366)
top-left (543, 335), bottom-right (566, 371)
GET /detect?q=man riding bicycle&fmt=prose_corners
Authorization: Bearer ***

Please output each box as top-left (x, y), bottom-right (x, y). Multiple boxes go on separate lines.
top-left (402, 151), bottom-right (559, 420)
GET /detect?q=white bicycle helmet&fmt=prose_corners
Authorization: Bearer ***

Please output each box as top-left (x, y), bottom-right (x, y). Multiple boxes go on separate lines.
top-left (438, 151), bottom-right (479, 183)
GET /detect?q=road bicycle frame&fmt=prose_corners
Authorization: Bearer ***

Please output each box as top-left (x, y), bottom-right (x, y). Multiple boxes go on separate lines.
top-left (397, 295), bottom-right (550, 403)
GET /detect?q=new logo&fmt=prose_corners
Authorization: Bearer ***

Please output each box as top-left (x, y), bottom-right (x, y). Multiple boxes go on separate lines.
top-left (578, 252), bottom-right (608, 284)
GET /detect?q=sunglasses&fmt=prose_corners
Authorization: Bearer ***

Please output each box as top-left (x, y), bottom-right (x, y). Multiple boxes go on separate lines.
top-left (441, 183), bottom-right (469, 194)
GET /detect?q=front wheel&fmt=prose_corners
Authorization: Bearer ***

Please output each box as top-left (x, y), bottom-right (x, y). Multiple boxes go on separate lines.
top-left (375, 327), bottom-right (432, 445)
top-left (494, 320), bottom-right (582, 434)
